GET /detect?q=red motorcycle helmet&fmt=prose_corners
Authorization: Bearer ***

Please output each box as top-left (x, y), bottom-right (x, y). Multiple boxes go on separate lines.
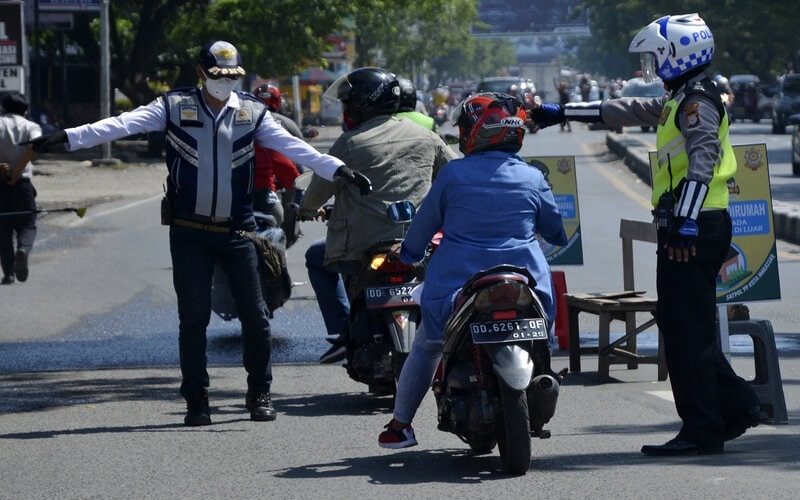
top-left (452, 92), bottom-right (527, 155)
top-left (253, 84), bottom-right (282, 112)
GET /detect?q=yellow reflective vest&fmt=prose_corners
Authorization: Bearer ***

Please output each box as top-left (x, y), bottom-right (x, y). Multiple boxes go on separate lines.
top-left (653, 87), bottom-right (736, 209)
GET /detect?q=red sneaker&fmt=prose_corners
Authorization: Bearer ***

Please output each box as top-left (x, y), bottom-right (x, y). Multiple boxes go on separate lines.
top-left (378, 421), bottom-right (418, 449)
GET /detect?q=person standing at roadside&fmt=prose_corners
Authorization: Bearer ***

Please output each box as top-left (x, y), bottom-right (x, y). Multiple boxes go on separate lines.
top-left (0, 92), bottom-right (41, 285)
top-left (530, 13), bottom-right (765, 456)
top-left (25, 40), bottom-right (369, 427)
top-left (556, 81), bottom-right (572, 132)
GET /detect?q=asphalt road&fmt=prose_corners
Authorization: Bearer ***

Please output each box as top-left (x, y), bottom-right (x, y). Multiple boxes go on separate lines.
top-left (1, 122), bottom-right (798, 498)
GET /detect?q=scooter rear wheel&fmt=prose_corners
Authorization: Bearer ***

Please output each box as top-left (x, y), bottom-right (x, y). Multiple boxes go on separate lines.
top-left (496, 381), bottom-right (532, 475)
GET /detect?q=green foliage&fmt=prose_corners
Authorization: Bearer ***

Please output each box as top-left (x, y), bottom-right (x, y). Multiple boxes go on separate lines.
top-left (574, 0), bottom-right (798, 80)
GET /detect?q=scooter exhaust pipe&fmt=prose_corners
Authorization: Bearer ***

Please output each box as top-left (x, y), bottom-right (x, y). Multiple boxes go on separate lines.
top-left (528, 374), bottom-right (560, 438)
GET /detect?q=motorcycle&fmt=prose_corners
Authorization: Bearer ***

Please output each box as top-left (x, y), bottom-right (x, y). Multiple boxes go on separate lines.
top-left (432, 264), bottom-right (565, 474)
top-left (211, 211), bottom-right (292, 321)
top-left (430, 105), bottom-right (448, 126)
top-left (343, 201), bottom-right (425, 396)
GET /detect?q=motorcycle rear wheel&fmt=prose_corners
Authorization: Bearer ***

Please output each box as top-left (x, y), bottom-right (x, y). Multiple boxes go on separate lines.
top-left (496, 382), bottom-right (532, 474)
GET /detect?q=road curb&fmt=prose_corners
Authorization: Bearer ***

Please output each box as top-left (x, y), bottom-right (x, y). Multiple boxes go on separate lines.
top-left (606, 133), bottom-right (800, 245)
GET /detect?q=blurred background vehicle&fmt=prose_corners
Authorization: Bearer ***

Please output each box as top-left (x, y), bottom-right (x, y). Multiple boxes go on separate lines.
top-left (790, 114), bottom-right (800, 175)
top-left (475, 76), bottom-right (536, 97)
top-left (446, 82), bottom-right (473, 106)
top-left (619, 77), bottom-right (666, 132)
top-left (729, 74), bottom-right (763, 123)
top-left (771, 74), bottom-right (800, 134)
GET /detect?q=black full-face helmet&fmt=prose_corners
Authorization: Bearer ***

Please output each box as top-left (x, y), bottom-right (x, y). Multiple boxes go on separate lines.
top-left (324, 67), bottom-right (400, 128)
top-left (396, 76), bottom-right (417, 112)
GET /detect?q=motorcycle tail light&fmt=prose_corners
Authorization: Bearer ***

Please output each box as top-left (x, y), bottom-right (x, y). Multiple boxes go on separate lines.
top-left (474, 281), bottom-right (534, 311)
top-left (369, 254), bottom-right (387, 270)
top-left (371, 253), bottom-right (415, 273)
top-left (492, 309), bottom-right (517, 320)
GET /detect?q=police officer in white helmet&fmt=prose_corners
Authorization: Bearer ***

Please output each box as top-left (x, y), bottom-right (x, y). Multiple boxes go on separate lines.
top-left (530, 14), bottom-right (766, 456)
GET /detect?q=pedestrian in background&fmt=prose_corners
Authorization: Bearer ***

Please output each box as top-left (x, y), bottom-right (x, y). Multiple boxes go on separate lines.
top-left (556, 81), bottom-right (572, 132)
top-left (0, 92), bottom-right (41, 285)
top-left (530, 13), bottom-right (766, 456)
top-left (25, 40), bottom-right (368, 427)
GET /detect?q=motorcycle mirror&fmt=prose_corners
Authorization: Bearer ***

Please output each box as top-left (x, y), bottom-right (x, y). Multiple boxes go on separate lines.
top-left (386, 200), bottom-right (416, 223)
top-left (442, 133), bottom-right (459, 145)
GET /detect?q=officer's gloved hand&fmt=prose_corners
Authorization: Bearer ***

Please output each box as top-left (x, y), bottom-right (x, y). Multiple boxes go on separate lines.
top-left (528, 103), bottom-right (565, 129)
top-left (666, 217), bottom-right (698, 262)
top-left (336, 166), bottom-right (372, 196)
top-left (21, 130), bottom-right (68, 154)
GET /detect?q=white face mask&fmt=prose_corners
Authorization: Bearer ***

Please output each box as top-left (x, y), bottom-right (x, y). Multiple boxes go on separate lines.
top-left (203, 74), bottom-right (239, 100)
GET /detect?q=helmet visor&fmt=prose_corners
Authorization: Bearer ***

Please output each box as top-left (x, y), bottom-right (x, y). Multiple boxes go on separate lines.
top-left (640, 53), bottom-right (658, 83)
top-left (323, 74), bottom-right (350, 104)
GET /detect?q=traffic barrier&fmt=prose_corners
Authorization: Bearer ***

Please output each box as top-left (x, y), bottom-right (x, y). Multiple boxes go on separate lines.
top-left (552, 270), bottom-right (569, 350)
top-left (725, 319), bottom-right (788, 424)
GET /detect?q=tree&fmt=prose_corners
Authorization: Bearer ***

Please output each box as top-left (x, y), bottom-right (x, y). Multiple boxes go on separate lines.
top-left (573, 0), bottom-right (798, 80)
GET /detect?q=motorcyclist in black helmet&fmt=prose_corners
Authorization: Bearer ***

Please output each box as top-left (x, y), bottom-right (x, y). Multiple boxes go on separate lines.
top-left (395, 76), bottom-right (438, 132)
top-left (301, 66), bottom-right (458, 364)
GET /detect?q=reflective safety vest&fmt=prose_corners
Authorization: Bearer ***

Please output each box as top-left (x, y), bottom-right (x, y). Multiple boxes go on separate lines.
top-left (164, 87), bottom-right (267, 219)
top-left (653, 81), bottom-right (736, 209)
top-left (396, 111), bottom-right (438, 132)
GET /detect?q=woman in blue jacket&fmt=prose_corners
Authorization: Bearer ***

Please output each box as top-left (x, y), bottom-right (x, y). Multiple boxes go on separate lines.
top-left (379, 92), bottom-right (567, 448)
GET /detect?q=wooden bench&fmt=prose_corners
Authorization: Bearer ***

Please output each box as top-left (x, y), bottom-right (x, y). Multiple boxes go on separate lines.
top-left (565, 219), bottom-right (667, 383)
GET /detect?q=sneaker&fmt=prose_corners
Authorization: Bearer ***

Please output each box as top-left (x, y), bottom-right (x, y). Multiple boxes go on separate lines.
top-left (14, 250), bottom-right (28, 282)
top-left (184, 390), bottom-right (212, 427)
top-left (246, 392), bottom-right (277, 422)
top-left (378, 420), bottom-right (418, 449)
top-left (1, 275), bottom-right (14, 285)
top-left (319, 338), bottom-right (346, 364)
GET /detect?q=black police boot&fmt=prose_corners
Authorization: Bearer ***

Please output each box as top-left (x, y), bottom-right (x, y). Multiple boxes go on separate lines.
top-left (184, 390), bottom-right (212, 426)
top-left (246, 392), bottom-right (277, 422)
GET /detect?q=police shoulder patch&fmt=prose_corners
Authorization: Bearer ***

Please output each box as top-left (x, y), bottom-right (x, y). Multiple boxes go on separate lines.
top-left (684, 102), bottom-right (700, 128)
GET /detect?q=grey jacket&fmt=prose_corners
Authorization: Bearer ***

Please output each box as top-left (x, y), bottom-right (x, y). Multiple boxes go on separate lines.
top-left (301, 114), bottom-right (458, 267)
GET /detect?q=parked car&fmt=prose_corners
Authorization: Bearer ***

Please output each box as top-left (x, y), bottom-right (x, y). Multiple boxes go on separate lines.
top-left (771, 74), bottom-right (800, 134)
top-left (790, 114), bottom-right (800, 176)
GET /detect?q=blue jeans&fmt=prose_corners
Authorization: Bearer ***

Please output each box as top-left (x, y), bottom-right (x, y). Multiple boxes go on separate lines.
top-left (393, 323), bottom-right (443, 425)
top-left (170, 223), bottom-right (272, 397)
top-left (305, 238), bottom-right (350, 337)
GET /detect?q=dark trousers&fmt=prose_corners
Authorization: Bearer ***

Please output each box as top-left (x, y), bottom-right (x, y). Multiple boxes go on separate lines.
top-left (169, 223), bottom-right (272, 397)
top-left (656, 209), bottom-right (760, 446)
top-left (0, 180), bottom-right (37, 278)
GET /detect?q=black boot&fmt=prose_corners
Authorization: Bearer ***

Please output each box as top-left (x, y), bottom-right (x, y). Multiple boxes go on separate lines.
top-left (246, 392), bottom-right (277, 422)
top-left (184, 390), bottom-right (212, 426)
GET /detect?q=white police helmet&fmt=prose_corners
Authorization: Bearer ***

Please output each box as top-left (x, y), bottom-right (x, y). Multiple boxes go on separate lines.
top-left (628, 13), bottom-right (714, 83)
